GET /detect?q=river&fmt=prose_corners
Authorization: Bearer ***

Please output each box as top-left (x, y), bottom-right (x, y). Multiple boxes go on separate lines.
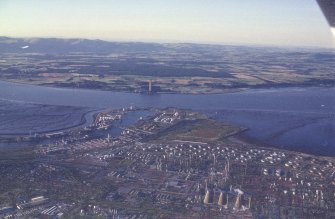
top-left (0, 80), bottom-right (334, 156)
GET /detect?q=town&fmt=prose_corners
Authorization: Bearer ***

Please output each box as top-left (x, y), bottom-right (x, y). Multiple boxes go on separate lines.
top-left (1, 108), bottom-right (334, 218)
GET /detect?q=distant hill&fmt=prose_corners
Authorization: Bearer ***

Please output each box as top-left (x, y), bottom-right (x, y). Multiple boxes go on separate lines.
top-left (1, 36), bottom-right (332, 54)
top-left (0, 37), bottom-right (168, 53)
top-left (0, 36), bottom-right (287, 54)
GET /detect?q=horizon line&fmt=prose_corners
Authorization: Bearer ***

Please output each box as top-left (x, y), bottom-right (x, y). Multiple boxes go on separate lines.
top-left (1, 35), bottom-right (334, 51)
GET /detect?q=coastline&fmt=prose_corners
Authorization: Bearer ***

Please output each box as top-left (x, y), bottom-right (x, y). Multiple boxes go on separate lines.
top-left (0, 108), bottom-right (102, 138)
top-left (1, 78), bottom-right (334, 95)
top-left (229, 132), bottom-right (335, 160)
top-left (0, 79), bottom-right (334, 157)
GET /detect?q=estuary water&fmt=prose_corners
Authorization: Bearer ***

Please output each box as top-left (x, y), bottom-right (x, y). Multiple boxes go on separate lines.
top-left (0, 80), bottom-right (334, 156)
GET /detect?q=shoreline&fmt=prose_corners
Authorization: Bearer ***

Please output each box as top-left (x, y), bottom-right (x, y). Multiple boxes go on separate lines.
top-left (228, 129), bottom-right (335, 160)
top-left (0, 108), bottom-right (102, 138)
top-left (0, 79), bottom-right (333, 158)
top-left (229, 133), bottom-right (335, 160)
top-left (1, 78), bottom-right (334, 95)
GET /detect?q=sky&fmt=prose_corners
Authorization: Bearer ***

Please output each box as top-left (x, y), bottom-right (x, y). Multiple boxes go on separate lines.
top-left (0, 0), bottom-right (334, 48)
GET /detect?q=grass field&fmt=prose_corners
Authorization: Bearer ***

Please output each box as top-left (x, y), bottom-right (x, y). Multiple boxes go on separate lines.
top-left (147, 119), bottom-right (245, 144)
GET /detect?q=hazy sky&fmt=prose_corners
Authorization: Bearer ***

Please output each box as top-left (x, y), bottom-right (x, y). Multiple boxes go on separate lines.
top-left (0, 0), bottom-right (334, 48)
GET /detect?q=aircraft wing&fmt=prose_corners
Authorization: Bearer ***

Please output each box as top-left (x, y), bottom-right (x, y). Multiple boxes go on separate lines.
top-left (316, 0), bottom-right (335, 37)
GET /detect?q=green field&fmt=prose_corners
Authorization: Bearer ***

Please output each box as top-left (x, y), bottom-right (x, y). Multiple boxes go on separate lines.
top-left (146, 119), bottom-right (246, 144)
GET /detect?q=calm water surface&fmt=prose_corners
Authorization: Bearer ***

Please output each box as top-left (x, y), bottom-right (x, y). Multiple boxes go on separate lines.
top-left (0, 81), bottom-right (334, 156)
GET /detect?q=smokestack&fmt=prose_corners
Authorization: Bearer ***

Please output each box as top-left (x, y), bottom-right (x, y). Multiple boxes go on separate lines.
top-left (218, 192), bottom-right (228, 208)
top-left (218, 192), bottom-right (224, 206)
top-left (148, 80), bottom-right (152, 93)
top-left (204, 190), bottom-right (210, 204)
top-left (235, 194), bottom-right (241, 210)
